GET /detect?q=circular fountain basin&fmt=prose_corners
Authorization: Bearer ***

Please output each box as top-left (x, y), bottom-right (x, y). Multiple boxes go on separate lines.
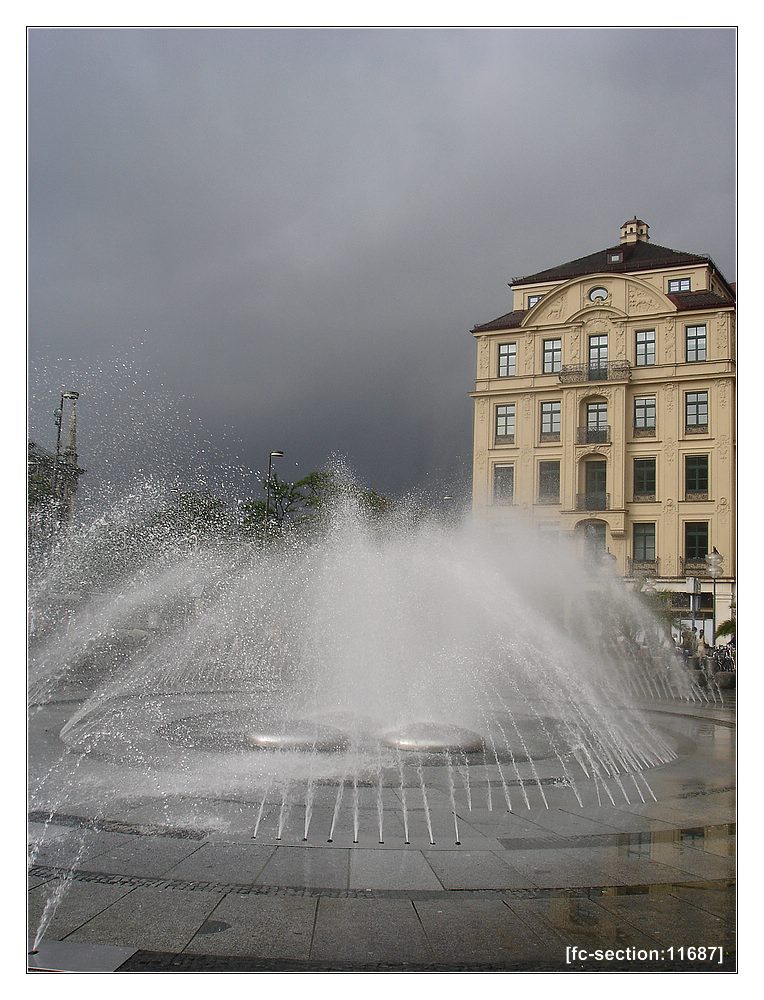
top-left (381, 723), bottom-right (484, 753)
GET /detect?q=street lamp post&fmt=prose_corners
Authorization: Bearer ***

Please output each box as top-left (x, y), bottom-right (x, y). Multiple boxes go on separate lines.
top-left (265, 450), bottom-right (285, 538)
top-left (52, 390), bottom-right (79, 532)
top-left (705, 548), bottom-right (724, 645)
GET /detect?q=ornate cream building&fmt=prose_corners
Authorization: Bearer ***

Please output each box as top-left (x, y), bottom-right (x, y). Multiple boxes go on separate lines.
top-left (470, 218), bottom-right (735, 633)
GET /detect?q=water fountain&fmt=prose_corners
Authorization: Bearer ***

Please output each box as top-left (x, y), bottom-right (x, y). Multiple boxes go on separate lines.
top-left (28, 471), bottom-right (709, 955)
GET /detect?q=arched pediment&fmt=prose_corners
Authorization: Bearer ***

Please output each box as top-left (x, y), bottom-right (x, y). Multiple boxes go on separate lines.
top-left (520, 273), bottom-right (676, 327)
top-left (577, 448), bottom-right (609, 464)
top-left (574, 517), bottom-right (608, 532)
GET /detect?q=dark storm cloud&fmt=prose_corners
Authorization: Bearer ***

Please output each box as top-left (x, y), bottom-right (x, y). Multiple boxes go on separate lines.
top-left (28, 27), bottom-right (736, 500)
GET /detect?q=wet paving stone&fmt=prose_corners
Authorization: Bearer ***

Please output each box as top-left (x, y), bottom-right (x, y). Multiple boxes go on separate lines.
top-left (349, 849), bottom-right (443, 890)
top-left (182, 894), bottom-right (317, 960)
top-left (414, 897), bottom-right (550, 965)
top-left (28, 878), bottom-right (136, 942)
top-left (422, 849), bottom-right (536, 890)
top-left (64, 885), bottom-right (221, 952)
top-left (310, 897), bottom-right (433, 965)
top-left (254, 846), bottom-right (350, 890)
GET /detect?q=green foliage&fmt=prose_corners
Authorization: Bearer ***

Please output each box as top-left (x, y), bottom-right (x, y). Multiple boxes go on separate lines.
top-left (241, 470), bottom-right (391, 537)
top-left (28, 470), bottom-right (55, 509)
top-left (715, 618), bottom-right (736, 642)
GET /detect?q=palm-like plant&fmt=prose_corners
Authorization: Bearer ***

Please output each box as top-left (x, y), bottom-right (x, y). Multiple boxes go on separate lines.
top-left (715, 618), bottom-right (736, 643)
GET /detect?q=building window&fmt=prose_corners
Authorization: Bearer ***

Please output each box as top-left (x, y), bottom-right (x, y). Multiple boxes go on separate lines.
top-left (538, 461), bottom-right (560, 503)
top-left (586, 401), bottom-right (608, 443)
top-left (498, 343), bottom-right (517, 377)
top-left (633, 458), bottom-right (656, 501)
top-left (581, 520), bottom-right (607, 557)
top-left (527, 294), bottom-right (544, 308)
top-left (668, 277), bottom-right (691, 293)
top-left (635, 329), bottom-right (656, 366)
top-left (685, 455), bottom-right (709, 499)
top-left (543, 339), bottom-right (562, 373)
top-left (588, 287), bottom-right (609, 302)
top-left (685, 521), bottom-right (709, 561)
top-left (634, 395), bottom-right (656, 435)
top-left (495, 404), bottom-right (516, 443)
top-left (540, 401), bottom-right (561, 440)
top-left (685, 391), bottom-right (708, 433)
top-left (582, 460), bottom-right (607, 510)
top-left (686, 325), bottom-right (707, 362)
top-left (588, 335), bottom-right (608, 379)
top-left (609, 252), bottom-right (623, 263)
top-left (493, 465), bottom-right (514, 505)
top-left (633, 523), bottom-right (656, 562)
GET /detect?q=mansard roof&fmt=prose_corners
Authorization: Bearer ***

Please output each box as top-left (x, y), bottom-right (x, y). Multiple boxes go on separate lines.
top-left (668, 290), bottom-right (736, 310)
top-left (471, 310), bottom-right (526, 333)
top-left (513, 241), bottom-right (712, 286)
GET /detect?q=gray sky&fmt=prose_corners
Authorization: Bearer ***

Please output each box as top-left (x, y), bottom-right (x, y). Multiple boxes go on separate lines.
top-left (28, 27), bottom-right (736, 503)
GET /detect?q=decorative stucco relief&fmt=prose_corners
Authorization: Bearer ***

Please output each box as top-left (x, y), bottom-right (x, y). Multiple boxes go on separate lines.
top-left (475, 453), bottom-right (487, 490)
top-left (717, 434), bottom-right (730, 463)
top-left (524, 333), bottom-right (534, 374)
top-left (716, 313), bottom-right (728, 355)
top-left (544, 293), bottom-right (567, 321)
top-left (614, 322), bottom-right (626, 358)
top-left (478, 337), bottom-right (489, 377)
top-left (719, 380), bottom-right (730, 409)
top-left (664, 318), bottom-right (675, 362)
top-left (716, 497), bottom-right (729, 522)
top-left (476, 397), bottom-right (488, 437)
top-left (664, 436), bottom-right (676, 463)
top-left (664, 383), bottom-right (675, 411)
top-left (628, 285), bottom-right (660, 314)
top-left (582, 291), bottom-right (611, 309)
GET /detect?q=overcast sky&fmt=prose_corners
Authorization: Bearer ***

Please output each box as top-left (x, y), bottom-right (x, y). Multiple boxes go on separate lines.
top-left (27, 27), bottom-right (736, 504)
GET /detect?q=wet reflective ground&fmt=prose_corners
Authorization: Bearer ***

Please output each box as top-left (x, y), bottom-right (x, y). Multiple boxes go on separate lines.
top-left (27, 697), bottom-right (735, 970)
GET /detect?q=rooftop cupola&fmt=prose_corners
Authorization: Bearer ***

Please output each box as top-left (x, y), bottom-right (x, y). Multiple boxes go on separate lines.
top-left (619, 217), bottom-right (650, 244)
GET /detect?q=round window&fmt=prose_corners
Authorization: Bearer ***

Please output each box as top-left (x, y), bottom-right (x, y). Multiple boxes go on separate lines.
top-left (588, 287), bottom-right (609, 301)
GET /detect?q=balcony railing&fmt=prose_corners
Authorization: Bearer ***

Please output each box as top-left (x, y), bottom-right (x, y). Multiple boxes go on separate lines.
top-left (680, 557), bottom-right (711, 577)
top-left (628, 557), bottom-right (660, 577)
top-left (575, 492), bottom-right (610, 511)
top-left (577, 425), bottom-right (611, 445)
top-left (633, 424), bottom-right (656, 438)
top-left (559, 361), bottom-right (631, 385)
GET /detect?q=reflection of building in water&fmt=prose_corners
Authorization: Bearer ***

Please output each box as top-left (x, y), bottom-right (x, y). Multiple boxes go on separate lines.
top-left (28, 390), bottom-right (85, 535)
top-left (615, 823), bottom-right (735, 863)
top-left (543, 897), bottom-right (618, 944)
top-left (470, 218), bottom-right (735, 636)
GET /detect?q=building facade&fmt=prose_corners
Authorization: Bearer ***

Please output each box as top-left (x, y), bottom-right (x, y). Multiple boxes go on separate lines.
top-left (470, 219), bottom-right (735, 635)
